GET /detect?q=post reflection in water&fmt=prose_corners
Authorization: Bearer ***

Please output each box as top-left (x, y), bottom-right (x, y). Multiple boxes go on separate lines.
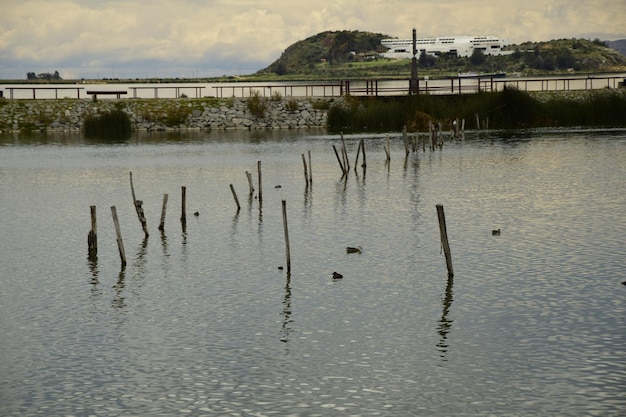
top-left (160, 229), bottom-right (168, 255)
top-left (112, 268), bottom-right (126, 310)
top-left (280, 273), bottom-right (293, 348)
top-left (437, 274), bottom-right (454, 360)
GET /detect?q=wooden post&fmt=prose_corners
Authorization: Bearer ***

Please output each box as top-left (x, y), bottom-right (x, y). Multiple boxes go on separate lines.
top-left (180, 186), bottom-right (187, 223)
top-left (282, 200), bottom-right (291, 273)
top-left (308, 151), bottom-right (312, 184)
top-left (88, 205), bottom-right (97, 257)
top-left (340, 132), bottom-right (350, 172)
top-left (403, 125), bottom-right (409, 156)
top-left (130, 171), bottom-right (149, 238)
top-left (111, 206), bottom-right (127, 267)
top-left (384, 134), bottom-right (390, 162)
top-left (475, 113), bottom-right (480, 130)
top-left (158, 193), bottom-right (168, 231)
top-left (245, 171), bottom-right (254, 195)
top-left (229, 184), bottom-right (241, 211)
top-left (332, 145), bottom-right (346, 174)
top-left (257, 161), bottom-right (263, 202)
top-left (301, 154), bottom-right (309, 186)
top-left (360, 138), bottom-right (366, 169)
top-left (437, 123), bottom-right (443, 149)
top-left (436, 204), bottom-right (453, 277)
top-left (354, 140), bottom-right (361, 172)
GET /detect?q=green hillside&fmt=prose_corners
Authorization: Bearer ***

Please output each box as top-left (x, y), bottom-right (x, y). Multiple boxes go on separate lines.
top-left (252, 31), bottom-right (626, 80)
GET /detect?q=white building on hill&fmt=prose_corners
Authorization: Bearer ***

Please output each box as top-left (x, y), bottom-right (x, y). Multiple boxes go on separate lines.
top-left (381, 35), bottom-right (511, 58)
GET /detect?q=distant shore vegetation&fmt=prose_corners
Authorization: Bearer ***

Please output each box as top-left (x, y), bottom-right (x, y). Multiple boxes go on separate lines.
top-left (327, 87), bottom-right (626, 132)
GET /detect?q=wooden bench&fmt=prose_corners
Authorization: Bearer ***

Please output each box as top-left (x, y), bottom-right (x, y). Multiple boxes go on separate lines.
top-left (86, 90), bottom-right (127, 99)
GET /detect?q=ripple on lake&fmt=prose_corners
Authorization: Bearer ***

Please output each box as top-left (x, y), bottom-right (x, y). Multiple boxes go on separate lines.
top-left (1, 129), bottom-right (625, 416)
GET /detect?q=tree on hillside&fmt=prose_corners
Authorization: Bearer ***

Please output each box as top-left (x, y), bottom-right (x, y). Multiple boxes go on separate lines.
top-left (418, 51), bottom-right (435, 67)
top-left (470, 49), bottom-right (486, 65)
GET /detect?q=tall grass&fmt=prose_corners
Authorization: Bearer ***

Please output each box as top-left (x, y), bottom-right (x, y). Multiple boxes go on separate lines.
top-left (84, 109), bottom-right (131, 139)
top-left (327, 88), bottom-right (626, 132)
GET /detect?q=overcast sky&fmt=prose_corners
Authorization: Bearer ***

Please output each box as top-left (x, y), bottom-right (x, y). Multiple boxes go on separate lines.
top-left (1, 0), bottom-right (624, 79)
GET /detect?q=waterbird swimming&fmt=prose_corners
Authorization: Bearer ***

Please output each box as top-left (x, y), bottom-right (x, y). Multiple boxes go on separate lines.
top-left (346, 246), bottom-right (362, 254)
top-left (332, 272), bottom-right (343, 279)
top-left (492, 229), bottom-right (501, 235)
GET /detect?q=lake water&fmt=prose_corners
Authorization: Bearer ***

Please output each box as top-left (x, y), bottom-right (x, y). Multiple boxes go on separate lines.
top-left (1, 128), bottom-right (625, 416)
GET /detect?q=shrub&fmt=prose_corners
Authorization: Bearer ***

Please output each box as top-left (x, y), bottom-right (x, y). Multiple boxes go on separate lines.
top-left (271, 91), bottom-right (282, 101)
top-left (247, 91), bottom-right (267, 118)
top-left (285, 99), bottom-right (299, 112)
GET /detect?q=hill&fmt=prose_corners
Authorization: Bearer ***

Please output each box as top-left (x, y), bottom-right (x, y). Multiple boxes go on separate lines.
top-left (607, 39), bottom-right (626, 56)
top-left (253, 32), bottom-right (626, 80)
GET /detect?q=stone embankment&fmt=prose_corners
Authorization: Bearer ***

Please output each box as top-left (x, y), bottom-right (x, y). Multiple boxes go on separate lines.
top-left (0, 97), bottom-right (334, 133)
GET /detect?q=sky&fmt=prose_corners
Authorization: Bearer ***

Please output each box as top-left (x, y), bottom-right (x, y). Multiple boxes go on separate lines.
top-left (1, 0), bottom-right (625, 80)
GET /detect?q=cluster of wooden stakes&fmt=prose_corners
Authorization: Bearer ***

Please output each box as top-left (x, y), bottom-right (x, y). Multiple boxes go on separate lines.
top-left (87, 126), bottom-right (462, 278)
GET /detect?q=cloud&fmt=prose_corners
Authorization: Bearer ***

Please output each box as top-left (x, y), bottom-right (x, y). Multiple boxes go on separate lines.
top-left (0, 0), bottom-right (624, 79)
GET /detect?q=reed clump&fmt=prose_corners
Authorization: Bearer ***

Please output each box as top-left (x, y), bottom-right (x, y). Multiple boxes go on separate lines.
top-left (327, 87), bottom-right (626, 132)
top-left (84, 109), bottom-right (131, 139)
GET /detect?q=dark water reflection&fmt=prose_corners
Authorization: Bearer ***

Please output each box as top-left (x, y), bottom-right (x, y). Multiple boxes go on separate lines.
top-left (1, 128), bottom-right (625, 416)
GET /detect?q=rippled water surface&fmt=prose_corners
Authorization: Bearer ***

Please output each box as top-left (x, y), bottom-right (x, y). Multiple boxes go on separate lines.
top-left (1, 128), bottom-right (625, 416)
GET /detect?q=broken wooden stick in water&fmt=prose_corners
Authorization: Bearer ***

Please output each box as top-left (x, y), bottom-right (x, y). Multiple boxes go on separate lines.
top-left (246, 171), bottom-right (254, 196)
top-left (180, 186), bottom-right (187, 224)
top-left (129, 171), bottom-right (149, 238)
top-left (436, 204), bottom-right (454, 277)
top-left (230, 184), bottom-right (241, 211)
top-left (111, 205), bottom-right (127, 267)
top-left (301, 154), bottom-right (309, 186)
top-left (257, 161), bottom-right (263, 202)
top-left (88, 205), bottom-right (97, 258)
top-left (282, 200), bottom-right (291, 273)
top-left (333, 144), bottom-right (346, 175)
top-left (158, 193), bottom-right (168, 231)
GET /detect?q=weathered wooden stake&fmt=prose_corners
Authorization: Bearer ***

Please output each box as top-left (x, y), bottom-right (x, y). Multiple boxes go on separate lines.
top-left (403, 125), bottom-right (410, 156)
top-left (308, 151), bottom-right (313, 184)
top-left (361, 138), bottom-right (367, 170)
top-left (129, 171), bottom-right (149, 238)
top-left (111, 206), bottom-right (127, 267)
top-left (384, 134), bottom-right (390, 161)
top-left (438, 123), bottom-right (444, 149)
top-left (333, 144), bottom-right (346, 174)
top-left (340, 132), bottom-right (350, 171)
top-left (257, 161), bottom-right (263, 202)
top-left (158, 193), bottom-right (168, 231)
top-left (229, 184), bottom-right (241, 211)
top-left (301, 154), bottom-right (309, 186)
top-left (245, 171), bottom-right (255, 195)
top-left (475, 113), bottom-right (480, 130)
top-left (180, 186), bottom-right (187, 223)
top-left (88, 205), bottom-right (97, 256)
top-left (282, 199), bottom-right (291, 273)
top-left (436, 204), bottom-right (454, 277)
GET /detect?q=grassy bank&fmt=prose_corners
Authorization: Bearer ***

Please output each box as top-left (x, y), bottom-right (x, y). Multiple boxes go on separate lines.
top-left (327, 87), bottom-right (626, 132)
